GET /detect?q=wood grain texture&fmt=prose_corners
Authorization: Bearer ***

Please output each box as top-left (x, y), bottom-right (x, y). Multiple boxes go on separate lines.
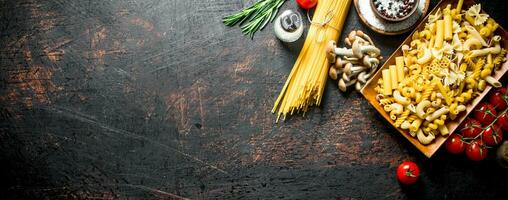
top-left (0, 0), bottom-right (507, 199)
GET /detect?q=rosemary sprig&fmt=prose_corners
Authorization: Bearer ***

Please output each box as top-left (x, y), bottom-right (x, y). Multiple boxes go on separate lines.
top-left (223, 0), bottom-right (287, 38)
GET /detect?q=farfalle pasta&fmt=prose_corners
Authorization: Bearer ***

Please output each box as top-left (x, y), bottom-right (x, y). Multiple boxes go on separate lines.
top-left (375, 1), bottom-right (506, 145)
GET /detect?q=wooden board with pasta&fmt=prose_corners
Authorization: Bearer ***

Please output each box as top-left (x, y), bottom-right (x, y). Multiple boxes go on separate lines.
top-left (361, 0), bottom-right (508, 158)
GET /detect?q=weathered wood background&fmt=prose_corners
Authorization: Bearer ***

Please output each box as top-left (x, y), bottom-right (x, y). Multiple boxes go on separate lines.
top-left (1, 0), bottom-right (508, 199)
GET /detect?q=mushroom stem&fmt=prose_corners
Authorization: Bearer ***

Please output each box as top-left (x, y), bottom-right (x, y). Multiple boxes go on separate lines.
top-left (333, 47), bottom-right (355, 57)
top-left (331, 45), bottom-right (380, 57)
top-left (343, 68), bottom-right (364, 81)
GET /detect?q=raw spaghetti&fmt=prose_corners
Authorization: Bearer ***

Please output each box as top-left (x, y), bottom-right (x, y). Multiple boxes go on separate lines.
top-left (272, 0), bottom-right (352, 121)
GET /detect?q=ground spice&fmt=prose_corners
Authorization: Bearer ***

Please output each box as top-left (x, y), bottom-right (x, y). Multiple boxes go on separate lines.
top-left (358, 0), bottom-right (425, 33)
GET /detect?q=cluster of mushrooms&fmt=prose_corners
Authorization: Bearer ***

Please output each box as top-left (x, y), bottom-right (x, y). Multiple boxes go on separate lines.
top-left (327, 30), bottom-right (382, 92)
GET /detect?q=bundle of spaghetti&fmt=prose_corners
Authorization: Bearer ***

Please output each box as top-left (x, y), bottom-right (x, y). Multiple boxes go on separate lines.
top-left (272, 0), bottom-right (351, 122)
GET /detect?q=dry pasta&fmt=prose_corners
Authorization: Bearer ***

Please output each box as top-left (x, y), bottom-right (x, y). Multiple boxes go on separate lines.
top-left (376, 0), bottom-right (506, 145)
top-left (273, 0), bottom-right (352, 121)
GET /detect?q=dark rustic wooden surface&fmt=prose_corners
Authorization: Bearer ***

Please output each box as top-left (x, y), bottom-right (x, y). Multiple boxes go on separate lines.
top-left (1, 0), bottom-right (508, 199)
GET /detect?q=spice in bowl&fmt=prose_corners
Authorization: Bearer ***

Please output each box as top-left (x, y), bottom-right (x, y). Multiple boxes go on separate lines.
top-left (371, 0), bottom-right (419, 22)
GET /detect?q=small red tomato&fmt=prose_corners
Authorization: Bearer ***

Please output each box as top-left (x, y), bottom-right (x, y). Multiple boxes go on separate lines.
top-left (482, 124), bottom-right (503, 146)
top-left (445, 134), bottom-right (465, 154)
top-left (396, 161), bottom-right (420, 185)
top-left (466, 139), bottom-right (488, 161)
top-left (489, 87), bottom-right (508, 111)
top-left (460, 118), bottom-right (482, 138)
top-left (497, 112), bottom-right (508, 131)
top-left (296, 0), bottom-right (317, 9)
top-left (473, 103), bottom-right (497, 126)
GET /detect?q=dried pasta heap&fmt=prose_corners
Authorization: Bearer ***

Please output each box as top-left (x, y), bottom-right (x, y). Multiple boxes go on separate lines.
top-left (375, 0), bottom-right (506, 145)
top-left (272, 0), bottom-right (352, 121)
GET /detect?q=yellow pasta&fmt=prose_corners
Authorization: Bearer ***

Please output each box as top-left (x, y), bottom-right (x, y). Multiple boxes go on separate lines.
top-left (379, 97), bottom-right (395, 106)
top-left (407, 114), bottom-right (419, 123)
top-left (395, 109), bottom-right (411, 128)
top-left (434, 20), bottom-right (445, 48)
top-left (272, 0), bottom-right (351, 121)
top-left (444, 14), bottom-right (453, 40)
top-left (389, 65), bottom-right (398, 89)
top-left (374, 0), bottom-right (506, 145)
top-left (434, 80), bottom-right (452, 105)
top-left (396, 57), bottom-right (405, 82)
top-left (382, 69), bottom-right (392, 95)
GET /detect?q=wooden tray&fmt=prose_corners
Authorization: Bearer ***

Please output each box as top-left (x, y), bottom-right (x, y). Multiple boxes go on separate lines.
top-left (360, 0), bottom-right (508, 158)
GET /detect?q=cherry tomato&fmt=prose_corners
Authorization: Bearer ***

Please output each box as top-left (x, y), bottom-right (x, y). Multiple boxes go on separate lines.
top-left (473, 103), bottom-right (497, 126)
top-left (466, 139), bottom-right (488, 161)
top-left (460, 118), bottom-right (482, 138)
top-left (296, 0), bottom-right (317, 9)
top-left (482, 124), bottom-right (503, 146)
top-left (445, 134), bottom-right (465, 154)
top-left (489, 87), bottom-right (508, 111)
top-left (497, 112), bottom-right (508, 131)
top-left (396, 161), bottom-right (420, 185)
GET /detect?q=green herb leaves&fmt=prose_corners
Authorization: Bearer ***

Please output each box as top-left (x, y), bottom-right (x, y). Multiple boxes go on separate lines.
top-left (223, 0), bottom-right (286, 38)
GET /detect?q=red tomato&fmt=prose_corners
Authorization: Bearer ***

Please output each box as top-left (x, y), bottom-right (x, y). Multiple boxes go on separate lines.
top-left (460, 118), bottom-right (482, 138)
top-left (497, 112), bottom-right (508, 131)
top-left (445, 134), bottom-right (465, 154)
top-left (473, 103), bottom-right (497, 125)
top-left (489, 87), bottom-right (508, 111)
top-left (396, 161), bottom-right (420, 185)
top-left (466, 139), bottom-right (488, 161)
top-left (296, 0), bottom-right (317, 9)
top-left (482, 124), bottom-right (503, 146)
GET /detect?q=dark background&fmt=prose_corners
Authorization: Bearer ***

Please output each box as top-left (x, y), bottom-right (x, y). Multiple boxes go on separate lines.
top-left (1, 0), bottom-right (508, 199)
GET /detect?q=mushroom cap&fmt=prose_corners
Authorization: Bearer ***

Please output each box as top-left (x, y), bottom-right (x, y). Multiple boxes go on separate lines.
top-left (362, 55), bottom-right (371, 67)
top-left (334, 57), bottom-right (343, 69)
top-left (342, 71), bottom-right (350, 81)
top-left (356, 30), bottom-right (365, 38)
top-left (326, 40), bottom-right (336, 55)
top-left (326, 51), bottom-right (336, 63)
top-left (343, 62), bottom-right (353, 75)
top-left (348, 31), bottom-right (356, 43)
top-left (344, 37), bottom-right (351, 46)
top-left (338, 79), bottom-right (347, 92)
top-left (352, 40), bottom-right (363, 58)
top-left (329, 67), bottom-right (338, 80)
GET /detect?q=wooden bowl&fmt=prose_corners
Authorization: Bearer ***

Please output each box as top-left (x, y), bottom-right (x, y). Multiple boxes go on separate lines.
top-left (370, 0), bottom-right (420, 22)
top-left (360, 0), bottom-right (508, 158)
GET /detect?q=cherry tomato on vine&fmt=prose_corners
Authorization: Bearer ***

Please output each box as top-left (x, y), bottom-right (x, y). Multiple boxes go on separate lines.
top-left (396, 161), bottom-right (420, 185)
top-left (497, 112), bottom-right (508, 131)
top-left (445, 134), bottom-right (465, 154)
top-left (460, 118), bottom-right (482, 138)
top-left (466, 139), bottom-right (488, 161)
top-left (482, 124), bottom-right (503, 146)
top-left (489, 87), bottom-right (508, 111)
top-left (296, 0), bottom-right (317, 9)
top-left (473, 103), bottom-right (497, 125)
